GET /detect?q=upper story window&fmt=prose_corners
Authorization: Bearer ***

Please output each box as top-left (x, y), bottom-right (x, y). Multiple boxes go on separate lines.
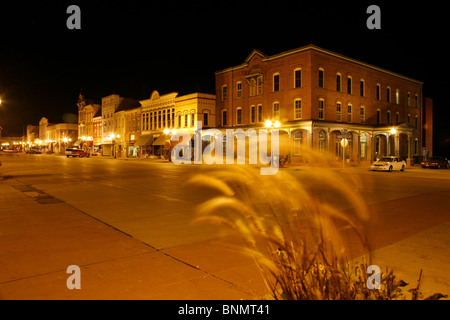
top-left (318, 99), bottom-right (325, 120)
top-left (336, 102), bottom-right (342, 122)
top-left (250, 105), bottom-right (256, 123)
top-left (360, 79), bottom-right (365, 97)
top-left (249, 78), bottom-right (256, 97)
top-left (222, 110), bottom-right (227, 126)
top-left (273, 102), bottom-right (280, 120)
top-left (257, 105), bottom-right (263, 123)
top-left (222, 85), bottom-right (228, 101)
top-left (203, 112), bottom-right (209, 127)
top-left (236, 108), bottom-right (242, 125)
top-left (360, 106), bottom-right (365, 124)
top-left (395, 89), bottom-right (400, 105)
top-left (376, 84), bottom-right (381, 100)
top-left (377, 109), bottom-right (381, 124)
top-left (336, 73), bottom-right (342, 92)
top-left (273, 74), bottom-right (280, 92)
top-left (407, 92), bottom-right (411, 107)
top-left (347, 104), bottom-right (352, 122)
top-left (294, 99), bottom-right (302, 119)
top-left (257, 77), bottom-right (263, 95)
top-left (236, 82), bottom-right (242, 99)
top-left (318, 68), bottom-right (324, 88)
top-left (347, 76), bottom-right (352, 94)
top-left (387, 87), bottom-right (391, 103)
top-left (294, 69), bottom-right (302, 88)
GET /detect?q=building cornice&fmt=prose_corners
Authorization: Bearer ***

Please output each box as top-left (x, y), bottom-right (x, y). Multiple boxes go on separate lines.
top-left (215, 44), bottom-right (423, 85)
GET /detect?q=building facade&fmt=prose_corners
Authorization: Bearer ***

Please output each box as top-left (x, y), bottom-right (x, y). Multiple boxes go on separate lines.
top-left (77, 91), bottom-right (101, 151)
top-left (215, 44), bottom-right (430, 165)
top-left (138, 90), bottom-right (216, 157)
top-left (99, 94), bottom-right (140, 156)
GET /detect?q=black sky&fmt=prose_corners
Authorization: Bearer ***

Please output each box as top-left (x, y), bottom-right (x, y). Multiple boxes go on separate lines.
top-left (0, 1), bottom-right (448, 155)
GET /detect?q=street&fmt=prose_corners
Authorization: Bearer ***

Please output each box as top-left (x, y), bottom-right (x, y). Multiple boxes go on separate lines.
top-left (1, 153), bottom-right (450, 299)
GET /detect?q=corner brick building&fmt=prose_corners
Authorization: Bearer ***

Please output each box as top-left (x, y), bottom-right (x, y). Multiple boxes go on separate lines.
top-left (215, 44), bottom-right (433, 165)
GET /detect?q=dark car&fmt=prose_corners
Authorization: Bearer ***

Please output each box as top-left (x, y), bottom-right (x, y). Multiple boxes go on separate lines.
top-left (421, 156), bottom-right (450, 169)
top-left (26, 148), bottom-right (42, 154)
top-left (65, 148), bottom-right (89, 158)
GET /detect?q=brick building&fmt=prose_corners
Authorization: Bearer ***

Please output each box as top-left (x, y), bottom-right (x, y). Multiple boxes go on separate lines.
top-left (215, 44), bottom-right (432, 165)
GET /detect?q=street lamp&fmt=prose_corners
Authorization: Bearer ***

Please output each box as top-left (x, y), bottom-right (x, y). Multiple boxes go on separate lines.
top-left (110, 133), bottom-right (120, 158)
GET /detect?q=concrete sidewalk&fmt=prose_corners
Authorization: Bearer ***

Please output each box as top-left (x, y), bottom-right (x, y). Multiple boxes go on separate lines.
top-left (1, 175), bottom-right (449, 300)
top-left (0, 178), bottom-right (263, 300)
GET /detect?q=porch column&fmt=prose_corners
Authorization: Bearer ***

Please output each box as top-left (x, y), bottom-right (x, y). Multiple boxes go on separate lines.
top-left (406, 134), bottom-right (414, 166)
top-left (395, 133), bottom-right (400, 157)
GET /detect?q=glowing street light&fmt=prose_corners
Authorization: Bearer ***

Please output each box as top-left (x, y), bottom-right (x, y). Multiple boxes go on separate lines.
top-left (390, 128), bottom-right (397, 135)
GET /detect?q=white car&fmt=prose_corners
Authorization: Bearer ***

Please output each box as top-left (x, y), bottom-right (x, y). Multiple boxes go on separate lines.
top-left (371, 156), bottom-right (406, 172)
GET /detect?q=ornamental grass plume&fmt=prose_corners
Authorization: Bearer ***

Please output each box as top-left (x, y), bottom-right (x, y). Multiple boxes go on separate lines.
top-left (189, 148), bottom-right (442, 300)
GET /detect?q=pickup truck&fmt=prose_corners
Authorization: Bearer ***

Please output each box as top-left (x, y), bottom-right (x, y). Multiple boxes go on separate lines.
top-left (65, 148), bottom-right (89, 158)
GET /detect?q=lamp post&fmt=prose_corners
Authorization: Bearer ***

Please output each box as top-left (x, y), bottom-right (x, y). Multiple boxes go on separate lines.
top-left (264, 120), bottom-right (281, 166)
top-left (110, 133), bottom-right (120, 158)
top-left (163, 129), bottom-right (177, 161)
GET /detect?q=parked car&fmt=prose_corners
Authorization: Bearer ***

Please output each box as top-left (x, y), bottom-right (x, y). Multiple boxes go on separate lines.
top-left (421, 156), bottom-right (450, 169)
top-left (371, 156), bottom-right (406, 172)
top-left (65, 148), bottom-right (89, 158)
top-left (26, 148), bottom-right (42, 154)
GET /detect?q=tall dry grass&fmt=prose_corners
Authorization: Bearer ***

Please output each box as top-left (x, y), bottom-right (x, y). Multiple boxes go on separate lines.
top-left (189, 148), bottom-right (427, 300)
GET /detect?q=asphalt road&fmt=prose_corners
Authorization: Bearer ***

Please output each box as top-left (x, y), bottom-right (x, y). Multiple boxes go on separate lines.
top-left (1, 153), bottom-right (450, 251)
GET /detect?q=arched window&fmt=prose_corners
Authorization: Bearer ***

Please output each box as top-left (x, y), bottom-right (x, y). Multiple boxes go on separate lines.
top-left (236, 107), bottom-right (242, 125)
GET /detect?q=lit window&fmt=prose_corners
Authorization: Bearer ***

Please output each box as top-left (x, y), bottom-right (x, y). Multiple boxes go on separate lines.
top-left (395, 89), bottom-right (400, 105)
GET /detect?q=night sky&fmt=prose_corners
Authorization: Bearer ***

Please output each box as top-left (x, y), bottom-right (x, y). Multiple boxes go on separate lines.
top-left (0, 1), bottom-right (448, 155)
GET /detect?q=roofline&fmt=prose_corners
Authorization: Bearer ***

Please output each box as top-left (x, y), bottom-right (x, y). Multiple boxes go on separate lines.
top-left (215, 44), bottom-right (423, 85)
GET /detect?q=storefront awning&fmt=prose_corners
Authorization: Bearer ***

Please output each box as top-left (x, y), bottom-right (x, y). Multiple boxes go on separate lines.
top-left (135, 134), bottom-right (154, 146)
top-left (152, 134), bottom-right (170, 146)
top-left (73, 140), bottom-right (83, 147)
